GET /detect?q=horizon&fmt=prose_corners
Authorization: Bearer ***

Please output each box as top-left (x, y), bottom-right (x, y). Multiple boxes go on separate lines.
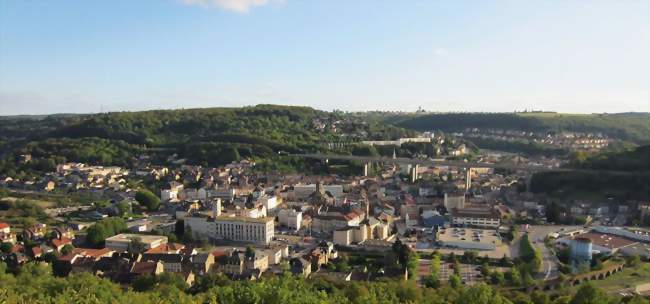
top-left (1, 1), bottom-right (649, 115)
top-left (1, 103), bottom-right (649, 118)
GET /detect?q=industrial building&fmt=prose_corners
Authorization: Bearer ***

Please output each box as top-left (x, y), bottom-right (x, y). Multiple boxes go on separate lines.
top-left (104, 234), bottom-right (168, 252)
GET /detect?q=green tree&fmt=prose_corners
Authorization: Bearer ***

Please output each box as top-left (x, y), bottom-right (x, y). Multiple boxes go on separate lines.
top-left (135, 190), bottom-right (161, 211)
top-left (115, 200), bottom-right (131, 216)
top-left (128, 237), bottom-right (146, 254)
top-left (60, 244), bottom-right (74, 256)
top-left (570, 283), bottom-right (610, 304)
top-left (455, 283), bottom-right (510, 304)
top-left (449, 274), bottom-right (462, 289)
top-left (0, 242), bottom-right (12, 253)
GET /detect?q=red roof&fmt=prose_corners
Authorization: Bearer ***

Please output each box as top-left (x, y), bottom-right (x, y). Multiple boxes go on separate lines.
top-left (31, 246), bottom-right (42, 256)
top-left (145, 243), bottom-right (185, 254)
top-left (71, 247), bottom-right (113, 258)
top-left (131, 261), bottom-right (159, 274)
top-left (211, 250), bottom-right (227, 258)
top-left (52, 237), bottom-right (72, 248)
top-left (0, 223), bottom-right (9, 229)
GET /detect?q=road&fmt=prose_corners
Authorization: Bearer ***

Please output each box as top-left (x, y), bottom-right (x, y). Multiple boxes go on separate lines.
top-left (523, 225), bottom-right (582, 281)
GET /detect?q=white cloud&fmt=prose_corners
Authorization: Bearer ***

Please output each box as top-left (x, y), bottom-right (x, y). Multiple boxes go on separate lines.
top-left (179, 0), bottom-right (281, 13)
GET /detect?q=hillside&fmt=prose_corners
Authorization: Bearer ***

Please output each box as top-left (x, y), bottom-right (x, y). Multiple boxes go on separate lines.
top-left (530, 145), bottom-right (650, 200)
top-left (381, 112), bottom-right (650, 145)
top-left (0, 105), bottom-right (414, 174)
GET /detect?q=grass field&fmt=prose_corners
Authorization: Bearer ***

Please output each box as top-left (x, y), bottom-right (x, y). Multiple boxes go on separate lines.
top-left (590, 263), bottom-right (650, 293)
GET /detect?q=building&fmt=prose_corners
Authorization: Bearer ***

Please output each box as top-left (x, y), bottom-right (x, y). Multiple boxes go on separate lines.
top-left (278, 209), bottom-right (302, 231)
top-left (185, 215), bottom-right (275, 245)
top-left (104, 234), bottom-right (168, 252)
top-left (444, 193), bottom-right (466, 210)
top-left (450, 207), bottom-right (500, 228)
top-left (570, 237), bottom-right (593, 269)
top-left (0, 222), bottom-right (16, 244)
top-left (312, 211), bottom-right (362, 233)
top-left (141, 254), bottom-right (185, 273)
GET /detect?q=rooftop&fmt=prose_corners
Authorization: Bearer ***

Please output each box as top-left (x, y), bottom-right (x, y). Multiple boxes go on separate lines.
top-left (213, 216), bottom-right (275, 224)
top-left (574, 232), bottom-right (637, 250)
top-left (451, 207), bottom-right (500, 219)
top-left (105, 233), bottom-right (168, 244)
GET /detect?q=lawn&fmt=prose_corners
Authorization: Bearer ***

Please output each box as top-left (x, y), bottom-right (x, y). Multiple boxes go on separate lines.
top-left (591, 263), bottom-right (650, 293)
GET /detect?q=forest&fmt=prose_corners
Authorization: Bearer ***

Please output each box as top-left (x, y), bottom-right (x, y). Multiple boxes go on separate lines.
top-left (0, 105), bottom-right (416, 174)
top-left (377, 112), bottom-right (650, 145)
top-left (530, 145), bottom-right (650, 200)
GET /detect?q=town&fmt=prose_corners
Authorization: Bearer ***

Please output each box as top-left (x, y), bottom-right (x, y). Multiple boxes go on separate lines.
top-left (1, 137), bottom-right (648, 298)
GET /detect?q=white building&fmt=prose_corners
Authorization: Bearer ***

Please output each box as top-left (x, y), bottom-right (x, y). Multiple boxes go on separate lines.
top-left (105, 234), bottom-right (168, 252)
top-left (450, 208), bottom-right (501, 228)
top-left (258, 195), bottom-right (278, 211)
top-left (185, 215), bottom-right (275, 245)
top-left (278, 209), bottom-right (302, 231)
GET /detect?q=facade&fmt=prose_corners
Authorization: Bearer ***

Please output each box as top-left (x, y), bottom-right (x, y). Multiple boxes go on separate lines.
top-left (444, 193), bottom-right (466, 210)
top-left (450, 208), bottom-right (500, 228)
top-left (185, 215), bottom-right (275, 245)
top-left (278, 209), bottom-right (302, 231)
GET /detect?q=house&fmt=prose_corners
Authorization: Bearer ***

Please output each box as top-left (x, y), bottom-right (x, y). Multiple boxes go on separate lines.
top-left (130, 261), bottom-right (164, 277)
top-left (52, 227), bottom-right (75, 240)
top-left (244, 253), bottom-right (269, 273)
top-left (51, 237), bottom-right (73, 252)
top-left (222, 251), bottom-right (244, 275)
top-left (0, 222), bottom-right (16, 244)
top-left (22, 223), bottom-right (47, 240)
top-left (0, 222), bottom-right (10, 234)
top-left (278, 209), bottom-right (302, 231)
top-left (141, 254), bottom-right (185, 273)
top-left (290, 257), bottom-right (311, 277)
top-left (190, 253), bottom-right (214, 275)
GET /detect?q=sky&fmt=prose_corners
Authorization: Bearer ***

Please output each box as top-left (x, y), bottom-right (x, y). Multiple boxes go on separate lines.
top-left (0, 0), bottom-right (649, 115)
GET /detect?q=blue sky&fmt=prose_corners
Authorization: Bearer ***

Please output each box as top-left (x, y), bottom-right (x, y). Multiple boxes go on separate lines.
top-left (0, 0), bottom-right (648, 115)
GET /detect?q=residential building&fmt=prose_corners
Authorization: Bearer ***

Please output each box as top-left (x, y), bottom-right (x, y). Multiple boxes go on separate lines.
top-left (278, 209), bottom-right (302, 231)
top-left (185, 215), bottom-right (275, 245)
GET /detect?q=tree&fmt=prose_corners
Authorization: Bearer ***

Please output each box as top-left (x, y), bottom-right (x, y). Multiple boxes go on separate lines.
top-left (489, 271), bottom-right (505, 285)
top-left (0, 242), bottom-right (12, 253)
top-left (115, 200), bottom-right (131, 216)
top-left (60, 244), bottom-right (74, 256)
top-left (449, 274), bottom-right (462, 289)
top-left (570, 283), bottom-right (610, 304)
top-left (245, 246), bottom-right (255, 259)
top-left (424, 254), bottom-right (441, 288)
top-left (531, 290), bottom-right (550, 304)
top-left (480, 262), bottom-right (490, 277)
top-left (626, 254), bottom-right (642, 267)
top-left (505, 268), bottom-right (521, 286)
top-left (135, 190), bottom-right (160, 211)
top-left (455, 283), bottom-right (510, 304)
top-left (128, 237), bottom-right (146, 254)
top-left (132, 274), bottom-right (156, 292)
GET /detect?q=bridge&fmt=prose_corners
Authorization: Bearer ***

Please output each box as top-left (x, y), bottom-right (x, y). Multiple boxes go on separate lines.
top-left (292, 153), bottom-right (569, 172)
